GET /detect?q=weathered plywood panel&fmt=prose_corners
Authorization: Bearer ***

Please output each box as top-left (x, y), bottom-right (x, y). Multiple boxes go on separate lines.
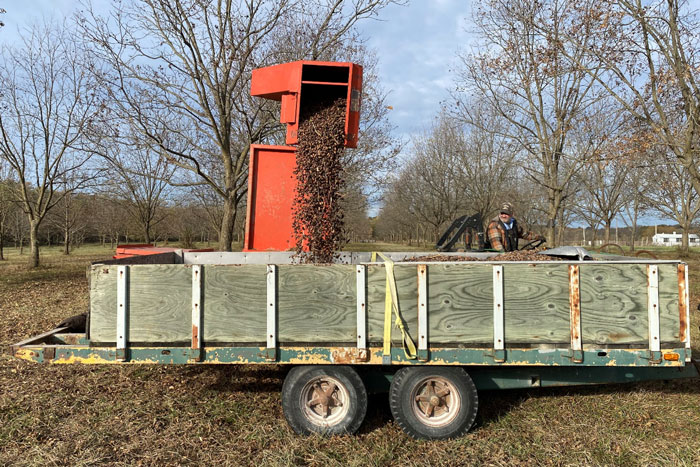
top-left (90, 265), bottom-right (191, 343)
top-left (423, 263), bottom-right (493, 343)
top-left (128, 265), bottom-right (191, 342)
top-left (89, 265), bottom-right (118, 343)
top-left (658, 263), bottom-right (681, 343)
top-left (277, 265), bottom-right (356, 342)
top-left (579, 264), bottom-right (678, 344)
top-left (202, 265), bottom-right (267, 342)
top-left (503, 264), bottom-right (571, 343)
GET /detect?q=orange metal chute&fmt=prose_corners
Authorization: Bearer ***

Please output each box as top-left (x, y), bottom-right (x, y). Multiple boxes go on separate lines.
top-left (250, 60), bottom-right (363, 148)
top-left (244, 60), bottom-right (363, 252)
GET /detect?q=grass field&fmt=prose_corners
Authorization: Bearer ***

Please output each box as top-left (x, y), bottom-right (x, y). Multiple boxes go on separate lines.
top-left (1, 244), bottom-right (699, 466)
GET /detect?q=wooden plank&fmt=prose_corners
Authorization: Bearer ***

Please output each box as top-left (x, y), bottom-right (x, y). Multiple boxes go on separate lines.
top-left (416, 263), bottom-right (492, 344)
top-left (88, 261), bottom-right (683, 347)
top-left (89, 265), bottom-right (118, 342)
top-left (277, 265), bottom-right (356, 342)
top-left (657, 263), bottom-right (683, 345)
top-left (503, 264), bottom-right (571, 343)
top-left (127, 265), bottom-right (191, 342)
top-left (580, 263), bottom-right (679, 345)
top-left (202, 265), bottom-right (267, 342)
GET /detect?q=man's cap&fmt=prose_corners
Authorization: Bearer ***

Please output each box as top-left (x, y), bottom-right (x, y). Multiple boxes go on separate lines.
top-left (500, 202), bottom-right (513, 215)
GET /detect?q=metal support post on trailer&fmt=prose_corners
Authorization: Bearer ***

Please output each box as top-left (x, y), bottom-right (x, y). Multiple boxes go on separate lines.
top-left (647, 265), bottom-right (661, 363)
top-left (116, 266), bottom-right (129, 362)
top-left (678, 264), bottom-right (692, 362)
top-left (356, 265), bottom-right (368, 361)
top-left (191, 265), bottom-right (203, 362)
top-left (492, 265), bottom-right (505, 363)
top-left (417, 264), bottom-right (429, 362)
top-left (266, 265), bottom-right (277, 361)
top-left (568, 265), bottom-right (583, 363)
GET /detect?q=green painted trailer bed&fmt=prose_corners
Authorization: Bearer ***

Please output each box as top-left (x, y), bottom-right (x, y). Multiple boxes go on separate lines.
top-left (11, 250), bottom-right (699, 439)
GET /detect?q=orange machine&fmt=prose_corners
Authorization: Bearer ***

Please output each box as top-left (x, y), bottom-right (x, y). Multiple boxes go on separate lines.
top-left (243, 61), bottom-right (362, 252)
top-left (251, 61), bottom-right (362, 148)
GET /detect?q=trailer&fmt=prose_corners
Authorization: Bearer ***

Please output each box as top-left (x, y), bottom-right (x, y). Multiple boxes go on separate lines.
top-left (11, 249), bottom-right (698, 439)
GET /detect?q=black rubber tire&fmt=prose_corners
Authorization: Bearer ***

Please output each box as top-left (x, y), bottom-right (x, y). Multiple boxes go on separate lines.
top-left (282, 365), bottom-right (367, 436)
top-left (389, 366), bottom-right (478, 440)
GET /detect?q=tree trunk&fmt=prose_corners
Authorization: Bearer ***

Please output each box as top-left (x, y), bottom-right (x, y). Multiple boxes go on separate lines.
top-left (681, 227), bottom-right (689, 254)
top-left (0, 230), bottom-right (4, 261)
top-left (219, 195), bottom-right (237, 251)
top-left (29, 219), bottom-right (40, 268)
top-left (604, 222), bottom-right (611, 245)
top-left (64, 228), bottom-right (70, 255)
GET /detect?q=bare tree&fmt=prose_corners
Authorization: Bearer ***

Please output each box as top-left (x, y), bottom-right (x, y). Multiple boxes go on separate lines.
top-left (454, 101), bottom-right (518, 223)
top-left (79, 0), bottom-right (399, 251)
top-left (0, 23), bottom-right (100, 267)
top-left (455, 0), bottom-right (608, 246)
top-left (45, 186), bottom-right (91, 255)
top-left (561, 0), bottom-right (700, 200)
top-left (96, 135), bottom-right (176, 244)
top-left (0, 165), bottom-right (17, 260)
top-left (381, 114), bottom-right (470, 239)
top-left (642, 147), bottom-right (700, 253)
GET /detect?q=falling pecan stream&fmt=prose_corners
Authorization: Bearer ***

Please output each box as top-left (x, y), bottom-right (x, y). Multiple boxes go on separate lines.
top-left (292, 98), bottom-right (347, 263)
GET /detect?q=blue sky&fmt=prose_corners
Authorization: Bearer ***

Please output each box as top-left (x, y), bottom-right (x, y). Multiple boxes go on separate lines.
top-left (1, 0), bottom-right (472, 141)
top-left (359, 1), bottom-right (473, 141)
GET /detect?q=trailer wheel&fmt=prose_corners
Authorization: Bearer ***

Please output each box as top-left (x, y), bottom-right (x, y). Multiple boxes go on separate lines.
top-left (389, 366), bottom-right (478, 439)
top-left (282, 365), bottom-right (367, 436)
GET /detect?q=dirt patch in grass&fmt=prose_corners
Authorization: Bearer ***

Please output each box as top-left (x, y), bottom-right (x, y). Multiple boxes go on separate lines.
top-left (1, 246), bottom-right (699, 465)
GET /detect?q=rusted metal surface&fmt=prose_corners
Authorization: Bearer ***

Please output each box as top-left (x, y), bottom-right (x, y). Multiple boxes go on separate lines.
top-left (191, 325), bottom-right (199, 349)
top-left (191, 265), bottom-right (203, 362)
top-left (678, 264), bottom-right (688, 344)
top-left (569, 265), bottom-right (583, 363)
top-left (331, 348), bottom-right (368, 364)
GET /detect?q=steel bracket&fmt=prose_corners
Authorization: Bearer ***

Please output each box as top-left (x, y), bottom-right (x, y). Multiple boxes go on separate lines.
top-left (264, 348), bottom-right (277, 361)
top-left (116, 348), bottom-right (129, 362)
top-left (643, 350), bottom-right (663, 364)
top-left (417, 349), bottom-right (430, 362)
top-left (491, 349), bottom-right (506, 363)
top-left (562, 349), bottom-right (584, 363)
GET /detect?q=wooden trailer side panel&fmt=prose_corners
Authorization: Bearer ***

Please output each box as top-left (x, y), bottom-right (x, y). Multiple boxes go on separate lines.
top-left (88, 262), bottom-right (683, 348)
top-left (202, 265), bottom-right (267, 342)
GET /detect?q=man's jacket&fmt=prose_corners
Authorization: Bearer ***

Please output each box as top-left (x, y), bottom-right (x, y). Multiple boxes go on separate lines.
top-left (486, 217), bottom-right (537, 252)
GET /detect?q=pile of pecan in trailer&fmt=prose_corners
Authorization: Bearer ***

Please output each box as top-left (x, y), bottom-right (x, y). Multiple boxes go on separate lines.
top-left (292, 97), bottom-right (347, 263)
top-left (404, 249), bottom-right (564, 262)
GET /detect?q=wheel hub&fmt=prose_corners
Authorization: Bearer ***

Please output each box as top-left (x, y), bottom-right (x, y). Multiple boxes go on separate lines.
top-left (300, 376), bottom-right (350, 427)
top-left (411, 377), bottom-right (461, 427)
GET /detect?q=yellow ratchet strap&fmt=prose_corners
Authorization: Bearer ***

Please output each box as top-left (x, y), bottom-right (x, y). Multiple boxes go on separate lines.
top-left (371, 252), bottom-right (417, 364)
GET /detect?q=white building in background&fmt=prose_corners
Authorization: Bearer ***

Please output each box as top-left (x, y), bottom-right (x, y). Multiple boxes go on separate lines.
top-left (652, 232), bottom-right (700, 246)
